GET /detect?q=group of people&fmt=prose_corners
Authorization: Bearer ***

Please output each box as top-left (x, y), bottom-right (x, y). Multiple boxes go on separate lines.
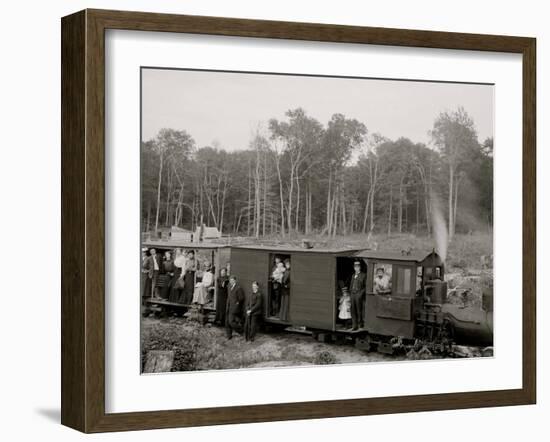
top-left (337, 261), bottom-right (392, 331)
top-left (143, 248), bottom-right (395, 338)
top-left (269, 256), bottom-right (291, 320)
top-left (217, 275), bottom-right (263, 342)
top-left (141, 248), bottom-right (213, 306)
top-left (141, 247), bottom-right (263, 342)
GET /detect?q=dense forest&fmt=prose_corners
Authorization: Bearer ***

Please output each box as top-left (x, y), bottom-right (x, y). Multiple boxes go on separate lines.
top-left (141, 106), bottom-right (493, 240)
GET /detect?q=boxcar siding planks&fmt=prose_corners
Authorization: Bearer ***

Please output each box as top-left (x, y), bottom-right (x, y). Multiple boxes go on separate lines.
top-left (291, 253), bottom-right (335, 330)
top-left (230, 249), bottom-right (269, 315)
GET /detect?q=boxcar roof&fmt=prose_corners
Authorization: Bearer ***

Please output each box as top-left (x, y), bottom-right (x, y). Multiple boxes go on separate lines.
top-left (354, 249), bottom-right (439, 263)
top-left (142, 240), bottom-right (229, 250)
top-left (230, 244), bottom-right (360, 254)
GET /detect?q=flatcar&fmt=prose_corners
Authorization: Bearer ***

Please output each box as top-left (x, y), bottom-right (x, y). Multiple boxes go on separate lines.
top-left (230, 245), bottom-right (493, 356)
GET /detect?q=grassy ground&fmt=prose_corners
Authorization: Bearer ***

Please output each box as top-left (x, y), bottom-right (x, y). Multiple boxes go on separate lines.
top-left (142, 317), bottom-right (400, 373)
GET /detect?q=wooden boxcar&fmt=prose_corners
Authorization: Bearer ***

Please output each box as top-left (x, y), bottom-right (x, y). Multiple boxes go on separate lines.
top-left (230, 245), bottom-right (361, 331)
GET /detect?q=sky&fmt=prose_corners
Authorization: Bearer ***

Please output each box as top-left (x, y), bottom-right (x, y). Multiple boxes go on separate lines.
top-left (141, 68), bottom-right (494, 152)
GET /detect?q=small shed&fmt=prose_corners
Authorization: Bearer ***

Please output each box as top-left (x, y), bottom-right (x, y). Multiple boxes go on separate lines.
top-left (170, 226), bottom-right (193, 242)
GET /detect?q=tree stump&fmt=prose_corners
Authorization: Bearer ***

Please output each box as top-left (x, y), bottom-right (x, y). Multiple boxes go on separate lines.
top-left (144, 350), bottom-right (174, 373)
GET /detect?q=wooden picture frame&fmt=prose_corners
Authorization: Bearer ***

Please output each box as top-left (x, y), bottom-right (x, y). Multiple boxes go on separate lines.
top-left (61, 8), bottom-right (536, 433)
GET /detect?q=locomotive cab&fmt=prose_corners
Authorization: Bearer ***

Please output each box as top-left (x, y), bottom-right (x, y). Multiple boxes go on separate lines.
top-left (349, 249), bottom-right (446, 341)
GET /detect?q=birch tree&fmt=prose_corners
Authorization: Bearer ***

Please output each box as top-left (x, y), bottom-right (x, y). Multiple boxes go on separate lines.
top-left (430, 107), bottom-right (478, 238)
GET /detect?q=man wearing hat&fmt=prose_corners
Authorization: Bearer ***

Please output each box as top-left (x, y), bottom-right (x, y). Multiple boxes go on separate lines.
top-left (349, 260), bottom-right (367, 330)
top-left (144, 248), bottom-right (162, 299)
top-left (225, 275), bottom-right (245, 339)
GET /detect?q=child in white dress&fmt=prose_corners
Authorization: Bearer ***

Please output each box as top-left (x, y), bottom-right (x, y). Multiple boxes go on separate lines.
top-left (338, 287), bottom-right (352, 328)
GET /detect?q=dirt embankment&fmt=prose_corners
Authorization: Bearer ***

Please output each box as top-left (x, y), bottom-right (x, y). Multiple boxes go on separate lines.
top-left (142, 317), bottom-right (400, 372)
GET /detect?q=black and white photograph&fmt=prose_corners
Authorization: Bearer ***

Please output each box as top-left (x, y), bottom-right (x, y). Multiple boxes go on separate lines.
top-left (140, 67), bottom-right (495, 373)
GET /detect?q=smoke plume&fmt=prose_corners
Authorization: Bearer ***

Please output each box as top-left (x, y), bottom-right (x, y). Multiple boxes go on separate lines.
top-left (430, 191), bottom-right (448, 262)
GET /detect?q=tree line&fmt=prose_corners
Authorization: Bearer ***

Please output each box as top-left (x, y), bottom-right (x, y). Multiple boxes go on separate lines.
top-left (141, 107), bottom-right (493, 239)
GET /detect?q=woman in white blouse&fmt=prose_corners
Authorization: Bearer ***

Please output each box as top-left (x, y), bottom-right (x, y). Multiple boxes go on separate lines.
top-left (192, 262), bottom-right (214, 305)
top-left (169, 248), bottom-right (186, 303)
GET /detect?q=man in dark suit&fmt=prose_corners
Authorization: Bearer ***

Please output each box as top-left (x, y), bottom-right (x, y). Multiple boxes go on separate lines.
top-left (225, 275), bottom-right (245, 339)
top-left (349, 260), bottom-right (367, 330)
top-left (244, 281), bottom-right (263, 342)
top-left (144, 248), bottom-right (162, 298)
top-left (141, 249), bottom-right (149, 304)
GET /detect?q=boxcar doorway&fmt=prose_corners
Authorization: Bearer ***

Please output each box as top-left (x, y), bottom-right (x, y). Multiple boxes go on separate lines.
top-left (267, 253), bottom-right (290, 319)
top-left (335, 257), bottom-right (367, 330)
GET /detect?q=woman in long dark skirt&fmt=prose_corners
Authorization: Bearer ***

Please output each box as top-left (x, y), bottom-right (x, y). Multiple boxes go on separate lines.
top-left (160, 250), bottom-right (175, 299)
top-left (215, 267), bottom-right (229, 325)
top-left (244, 281), bottom-right (263, 342)
top-left (180, 250), bottom-right (196, 305)
top-left (278, 259), bottom-right (291, 321)
top-left (168, 248), bottom-right (185, 303)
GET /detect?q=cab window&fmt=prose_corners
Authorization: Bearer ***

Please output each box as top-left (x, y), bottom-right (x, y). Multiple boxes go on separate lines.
top-left (394, 266), bottom-right (414, 295)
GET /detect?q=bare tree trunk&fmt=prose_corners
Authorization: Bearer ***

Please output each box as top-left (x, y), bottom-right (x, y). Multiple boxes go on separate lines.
top-left (304, 184), bottom-right (309, 235)
top-left (331, 178), bottom-right (339, 237)
top-left (370, 189), bottom-right (375, 233)
top-left (326, 168), bottom-right (332, 234)
top-left (274, 153), bottom-right (285, 237)
top-left (362, 189), bottom-right (370, 234)
top-left (295, 174), bottom-right (300, 232)
top-left (369, 159), bottom-right (378, 234)
top-left (154, 149), bottom-right (164, 234)
top-left (416, 189), bottom-right (420, 234)
top-left (254, 147), bottom-right (261, 238)
top-left (236, 211), bottom-right (243, 234)
top-left (247, 160), bottom-right (252, 236)
top-left (405, 193), bottom-right (408, 232)
top-left (341, 193), bottom-right (347, 236)
top-left (233, 209), bottom-right (238, 234)
top-left (220, 174), bottom-right (227, 234)
top-left (448, 165), bottom-right (454, 238)
top-left (350, 203), bottom-right (355, 233)
top-left (387, 186), bottom-right (393, 236)
top-left (308, 185), bottom-right (313, 234)
top-left (287, 165), bottom-right (294, 234)
top-left (398, 177), bottom-right (404, 234)
top-left (146, 199), bottom-right (151, 232)
top-left (453, 174), bottom-right (462, 235)
top-left (262, 150), bottom-right (267, 236)
top-left (164, 167), bottom-right (171, 227)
